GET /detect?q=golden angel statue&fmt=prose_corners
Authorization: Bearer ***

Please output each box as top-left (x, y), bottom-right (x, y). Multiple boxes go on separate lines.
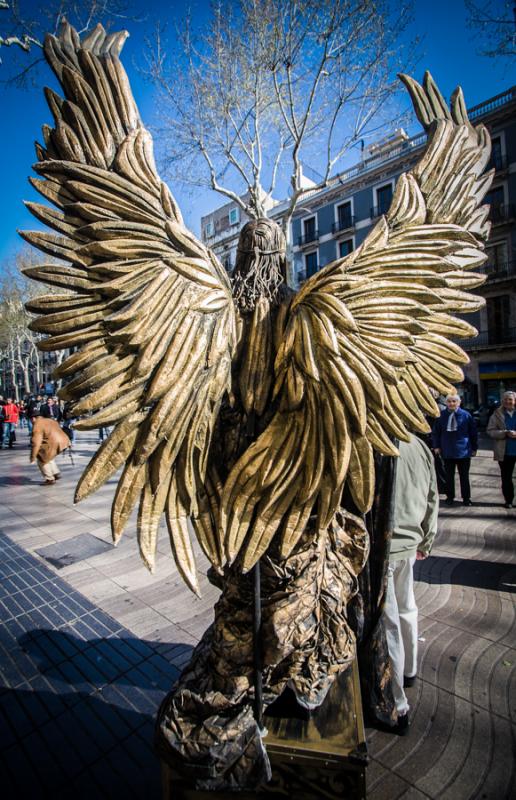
top-left (23, 21), bottom-right (492, 792)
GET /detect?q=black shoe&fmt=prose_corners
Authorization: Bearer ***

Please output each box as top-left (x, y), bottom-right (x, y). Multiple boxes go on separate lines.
top-left (463, 499), bottom-right (472, 506)
top-left (404, 675), bottom-right (417, 688)
top-left (445, 498), bottom-right (454, 506)
top-left (504, 502), bottom-right (513, 509)
top-left (393, 712), bottom-right (410, 736)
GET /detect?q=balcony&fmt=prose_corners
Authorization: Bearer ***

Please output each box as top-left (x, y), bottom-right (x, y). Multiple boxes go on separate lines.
top-left (298, 229), bottom-right (319, 247)
top-left (478, 259), bottom-right (516, 281)
top-left (370, 206), bottom-right (390, 219)
top-left (332, 216), bottom-right (356, 234)
top-left (460, 327), bottom-right (516, 351)
top-left (489, 204), bottom-right (515, 224)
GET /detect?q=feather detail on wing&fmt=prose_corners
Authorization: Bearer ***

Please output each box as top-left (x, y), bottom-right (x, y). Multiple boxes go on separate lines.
top-left (222, 71), bottom-right (491, 572)
top-left (23, 22), bottom-right (237, 590)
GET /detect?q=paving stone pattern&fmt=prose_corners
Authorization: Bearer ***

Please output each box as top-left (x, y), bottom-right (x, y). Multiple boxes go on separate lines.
top-left (0, 533), bottom-right (184, 799)
top-left (0, 428), bottom-right (515, 799)
top-left (366, 449), bottom-right (516, 800)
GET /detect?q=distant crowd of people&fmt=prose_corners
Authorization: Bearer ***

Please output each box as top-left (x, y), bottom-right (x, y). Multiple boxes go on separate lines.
top-left (430, 390), bottom-right (516, 509)
top-left (0, 393), bottom-right (112, 485)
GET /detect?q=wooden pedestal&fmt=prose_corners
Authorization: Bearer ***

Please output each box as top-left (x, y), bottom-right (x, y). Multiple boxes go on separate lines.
top-left (161, 660), bottom-right (367, 800)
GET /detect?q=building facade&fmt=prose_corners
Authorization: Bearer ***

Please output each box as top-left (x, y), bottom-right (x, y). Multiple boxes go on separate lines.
top-left (201, 87), bottom-right (516, 405)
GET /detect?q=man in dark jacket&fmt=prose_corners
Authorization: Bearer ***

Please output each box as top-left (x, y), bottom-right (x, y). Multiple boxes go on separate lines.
top-left (27, 395), bottom-right (44, 437)
top-left (40, 396), bottom-right (62, 422)
top-left (432, 393), bottom-right (478, 506)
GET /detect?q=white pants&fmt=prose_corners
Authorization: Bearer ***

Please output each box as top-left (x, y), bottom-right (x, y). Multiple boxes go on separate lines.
top-left (38, 459), bottom-right (60, 481)
top-left (384, 557), bottom-right (418, 714)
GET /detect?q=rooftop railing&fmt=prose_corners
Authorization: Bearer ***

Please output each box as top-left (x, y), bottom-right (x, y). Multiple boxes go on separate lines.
top-left (468, 87), bottom-right (516, 120)
top-left (292, 87), bottom-right (516, 213)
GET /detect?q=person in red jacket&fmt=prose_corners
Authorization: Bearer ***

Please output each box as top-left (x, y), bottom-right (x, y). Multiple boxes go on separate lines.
top-left (1, 398), bottom-right (19, 449)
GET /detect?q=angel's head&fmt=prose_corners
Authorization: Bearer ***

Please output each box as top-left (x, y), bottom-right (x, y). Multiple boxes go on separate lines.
top-left (232, 218), bottom-right (287, 311)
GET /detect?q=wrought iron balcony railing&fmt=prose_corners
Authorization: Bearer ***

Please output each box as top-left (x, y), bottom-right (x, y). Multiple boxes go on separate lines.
top-left (332, 216), bottom-right (356, 234)
top-left (298, 229), bottom-right (319, 246)
top-left (370, 206), bottom-right (391, 219)
top-left (478, 259), bottom-right (516, 280)
top-left (460, 327), bottom-right (516, 350)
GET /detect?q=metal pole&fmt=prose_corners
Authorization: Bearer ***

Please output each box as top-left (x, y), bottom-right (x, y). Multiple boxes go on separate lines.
top-left (253, 560), bottom-right (264, 731)
top-left (245, 408), bottom-right (264, 731)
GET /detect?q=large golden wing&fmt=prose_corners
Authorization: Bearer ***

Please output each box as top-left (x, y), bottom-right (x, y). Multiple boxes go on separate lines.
top-left (22, 22), bottom-right (237, 593)
top-left (222, 72), bottom-right (491, 572)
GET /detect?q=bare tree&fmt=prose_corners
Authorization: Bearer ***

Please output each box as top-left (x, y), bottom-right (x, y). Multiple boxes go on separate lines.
top-left (146, 0), bottom-right (416, 229)
top-left (0, 248), bottom-right (61, 398)
top-left (466, 0), bottom-right (516, 60)
top-left (0, 0), bottom-right (135, 86)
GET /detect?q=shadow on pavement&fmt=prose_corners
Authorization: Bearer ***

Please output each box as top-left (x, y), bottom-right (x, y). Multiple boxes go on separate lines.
top-left (2, 631), bottom-right (194, 799)
top-left (0, 475), bottom-right (37, 486)
top-left (1, 687), bottom-right (158, 800)
top-left (17, 630), bottom-right (191, 692)
top-left (416, 555), bottom-right (516, 592)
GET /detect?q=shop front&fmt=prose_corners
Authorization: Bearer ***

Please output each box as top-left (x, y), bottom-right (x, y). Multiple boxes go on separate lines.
top-left (479, 360), bottom-right (516, 404)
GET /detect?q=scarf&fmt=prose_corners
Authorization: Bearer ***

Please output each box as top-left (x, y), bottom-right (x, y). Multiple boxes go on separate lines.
top-left (446, 411), bottom-right (458, 432)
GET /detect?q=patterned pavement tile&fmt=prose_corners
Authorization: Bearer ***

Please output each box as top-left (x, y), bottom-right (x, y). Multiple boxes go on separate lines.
top-left (0, 532), bottom-right (187, 799)
top-left (1, 428), bottom-right (516, 798)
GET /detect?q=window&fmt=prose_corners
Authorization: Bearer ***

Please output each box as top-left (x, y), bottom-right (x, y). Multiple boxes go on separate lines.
top-left (486, 185), bottom-right (506, 222)
top-left (339, 239), bottom-right (354, 258)
top-left (486, 241), bottom-right (508, 273)
top-left (490, 136), bottom-right (504, 171)
top-left (305, 251), bottom-right (318, 278)
top-left (303, 216), bottom-right (317, 242)
top-left (487, 295), bottom-right (511, 345)
top-left (229, 207), bottom-right (240, 226)
top-left (204, 221), bottom-right (215, 238)
top-left (337, 202), bottom-right (353, 230)
top-left (376, 183), bottom-right (393, 215)
top-left (222, 255), bottom-right (232, 272)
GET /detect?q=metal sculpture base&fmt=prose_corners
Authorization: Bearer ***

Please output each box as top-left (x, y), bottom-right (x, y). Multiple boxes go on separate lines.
top-left (160, 660), bottom-right (367, 799)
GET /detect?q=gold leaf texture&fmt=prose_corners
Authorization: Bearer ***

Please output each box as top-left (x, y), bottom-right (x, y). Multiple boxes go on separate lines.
top-left (23, 21), bottom-right (237, 590)
top-left (221, 71), bottom-right (491, 572)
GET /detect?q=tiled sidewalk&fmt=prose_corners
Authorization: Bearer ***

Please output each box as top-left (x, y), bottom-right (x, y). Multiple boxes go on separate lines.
top-left (0, 532), bottom-right (183, 799)
top-left (1, 427), bottom-right (515, 799)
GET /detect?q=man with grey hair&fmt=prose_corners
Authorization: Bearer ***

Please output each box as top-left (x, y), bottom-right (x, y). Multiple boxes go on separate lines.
top-left (432, 393), bottom-right (477, 506)
top-left (487, 391), bottom-right (516, 508)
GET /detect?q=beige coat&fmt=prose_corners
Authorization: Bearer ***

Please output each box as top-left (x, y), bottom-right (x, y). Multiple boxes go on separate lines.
top-left (486, 407), bottom-right (510, 461)
top-left (30, 416), bottom-right (70, 464)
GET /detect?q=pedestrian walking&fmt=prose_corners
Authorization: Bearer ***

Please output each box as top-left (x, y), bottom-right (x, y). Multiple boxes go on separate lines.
top-left (432, 393), bottom-right (478, 506)
top-left (30, 416), bottom-right (70, 484)
top-left (61, 405), bottom-right (77, 447)
top-left (384, 435), bottom-right (438, 734)
top-left (486, 391), bottom-right (516, 509)
top-left (18, 400), bottom-right (28, 428)
top-left (98, 426), bottom-right (111, 444)
top-left (0, 395), bottom-right (4, 446)
top-left (1, 398), bottom-right (19, 449)
top-left (40, 396), bottom-right (62, 422)
top-left (27, 395), bottom-right (44, 438)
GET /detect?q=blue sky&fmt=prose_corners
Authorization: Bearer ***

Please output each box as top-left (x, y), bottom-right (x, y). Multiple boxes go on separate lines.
top-left (0, 0), bottom-right (514, 265)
